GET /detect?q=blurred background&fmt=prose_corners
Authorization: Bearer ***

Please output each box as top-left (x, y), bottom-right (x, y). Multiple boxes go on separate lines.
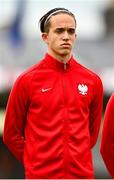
top-left (0, 0), bottom-right (114, 178)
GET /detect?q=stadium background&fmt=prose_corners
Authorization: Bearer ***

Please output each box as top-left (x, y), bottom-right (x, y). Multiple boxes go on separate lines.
top-left (0, 0), bottom-right (114, 178)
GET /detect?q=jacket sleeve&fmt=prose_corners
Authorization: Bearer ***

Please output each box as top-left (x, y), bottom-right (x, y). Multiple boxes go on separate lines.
top-left (3, 74), bottom-right (31, 163)
top-left (89, 76), bottom-right (103, 148)
top-left (100, 94), bottom-right (114, 178)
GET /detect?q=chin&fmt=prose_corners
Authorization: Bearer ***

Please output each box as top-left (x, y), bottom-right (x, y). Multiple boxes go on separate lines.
top-left (61, 51), bottom-right (70, 56)
top-left (61, 48), bottom-right (70, 52)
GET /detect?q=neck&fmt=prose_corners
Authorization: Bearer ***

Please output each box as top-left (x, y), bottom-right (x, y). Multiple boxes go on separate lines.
top-left (47, 51), bottom-right (72, 64)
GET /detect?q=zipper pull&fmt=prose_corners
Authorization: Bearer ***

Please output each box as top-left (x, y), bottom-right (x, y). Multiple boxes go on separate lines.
top-left (64, 63), bottom-right (67, 70)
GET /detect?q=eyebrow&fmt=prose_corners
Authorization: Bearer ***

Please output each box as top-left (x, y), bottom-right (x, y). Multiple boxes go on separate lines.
top-left (55, 27), bottom-right (75, 31)
top-left (54, 28), bottom-right (76, 35)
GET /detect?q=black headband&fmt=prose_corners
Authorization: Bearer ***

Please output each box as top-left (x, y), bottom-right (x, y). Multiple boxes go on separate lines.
top-left (39, 8), bottom-right (75, 33)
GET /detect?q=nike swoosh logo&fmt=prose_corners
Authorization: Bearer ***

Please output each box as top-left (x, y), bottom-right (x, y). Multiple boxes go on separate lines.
top-left (41, 88), bottom-right (52, 92)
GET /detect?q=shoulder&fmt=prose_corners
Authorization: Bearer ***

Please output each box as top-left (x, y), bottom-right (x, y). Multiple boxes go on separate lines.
top-left (10, 59), bottom-right (43, 89)
top-left (108, 93), bottom-right (114, 106)
top-left (104, 93), bottom-right (114, 117)
top-left (73, 59), bottom-right (103, 85)
top-left (110, 93), bottom-right (114, 100)
top-left (13, 59), bottom-right (44, 87)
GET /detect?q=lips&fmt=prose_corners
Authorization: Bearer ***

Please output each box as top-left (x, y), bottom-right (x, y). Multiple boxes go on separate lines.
top-left (61, 43), bottom-right (70, 46)
top-left (61, 43), bottom-right (71, 48)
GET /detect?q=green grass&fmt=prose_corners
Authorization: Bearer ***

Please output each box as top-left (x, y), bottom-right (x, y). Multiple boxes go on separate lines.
top-left (0, 109), bottom-right (5, 135)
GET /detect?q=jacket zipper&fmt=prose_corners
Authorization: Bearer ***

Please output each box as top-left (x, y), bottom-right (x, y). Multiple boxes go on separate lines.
top-left (64, 63), bottom-right (67, 70)
top-left (61, 65), bottom-right (69, 178)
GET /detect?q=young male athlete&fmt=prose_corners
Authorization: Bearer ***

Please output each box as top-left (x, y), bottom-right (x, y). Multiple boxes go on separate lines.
top-left (3, 7), bottom-right (103, 179)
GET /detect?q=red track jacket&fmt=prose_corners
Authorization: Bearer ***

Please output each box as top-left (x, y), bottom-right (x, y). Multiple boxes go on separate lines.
top-left (100, 93), bottom-right (114, 178)
top-left (3, 53), bottom-right (103, 179)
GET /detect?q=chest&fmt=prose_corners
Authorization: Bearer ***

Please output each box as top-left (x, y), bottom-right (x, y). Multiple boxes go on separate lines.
top-left (30, 71), bottom-right (94, 111)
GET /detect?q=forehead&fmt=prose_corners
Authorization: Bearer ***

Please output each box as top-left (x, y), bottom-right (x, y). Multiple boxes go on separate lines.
top-left (49, 13), bottom-right (76, 28)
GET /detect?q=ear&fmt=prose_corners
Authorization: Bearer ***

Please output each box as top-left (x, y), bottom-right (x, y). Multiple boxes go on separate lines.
top-left (42, 33), bottom-right (48, 43)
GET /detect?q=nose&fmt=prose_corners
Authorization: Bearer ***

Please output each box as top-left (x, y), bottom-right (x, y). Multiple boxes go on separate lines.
top-left (62, 31), bottom-right (69, 40)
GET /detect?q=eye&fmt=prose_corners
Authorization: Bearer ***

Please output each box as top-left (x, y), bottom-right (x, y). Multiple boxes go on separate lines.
top-left (68, 28), bottom-right (75, 34)
top-left (55, 28), bottom-right (64, 34)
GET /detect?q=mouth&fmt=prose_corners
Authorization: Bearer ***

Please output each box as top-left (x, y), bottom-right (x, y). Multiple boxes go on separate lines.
top-left (61, 43), bottom-right (71, 48)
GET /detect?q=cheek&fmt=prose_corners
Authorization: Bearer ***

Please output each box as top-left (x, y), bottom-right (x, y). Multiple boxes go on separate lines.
top-left (71, 36), bottom-right (76, 43)
top-left (47, 35), bottom-right (56, 45)
top-left (50, 38), bottom-right (58, 47)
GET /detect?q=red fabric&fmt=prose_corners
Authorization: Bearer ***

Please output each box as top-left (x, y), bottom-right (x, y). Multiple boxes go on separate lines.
top-left (3, 53), bottom-right (103, 179)
top-left (100, 93), bottom-right (114, 178)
